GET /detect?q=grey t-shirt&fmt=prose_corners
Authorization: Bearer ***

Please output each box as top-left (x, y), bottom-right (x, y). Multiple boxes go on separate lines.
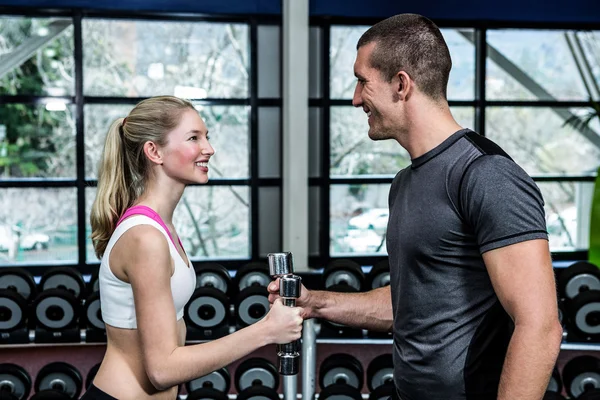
top-left (387, 129), bottom-right (548, 400)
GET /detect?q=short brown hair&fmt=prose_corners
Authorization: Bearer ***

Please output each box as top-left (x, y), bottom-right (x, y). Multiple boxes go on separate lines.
top-left (357, 14), bottom-right (452, 100)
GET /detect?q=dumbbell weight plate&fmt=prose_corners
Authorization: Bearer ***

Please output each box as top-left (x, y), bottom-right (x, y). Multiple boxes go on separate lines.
top-left (0, 268), bottom-right (36, 302)
top-left (84, 292), bottom-right (104, 331)
top-left (366, 260), bottom-right (390, 290)
top-left (30, 390), bottom-right (73, 400)
top-left (187, 387), bottom-right (229, 400)
top-left (235, 286), bottom-right (269, 327)
top-left (196, 263), bottom-right (231, 294)
top-left (567, 290), bottom-right (600, 340)
top-left (85, 363), bottom-right (100, 389)
top-left (579, 388), bottom-right (600, 400)
top-left (367, 354), bottom-right (393, 391)
top-left (368, 384), bottom-right (396, 400)
top-left (236, 385), bottom-right (280, 400)
top-left (235, 358), bottom-right (279, 392)
top-left (0, 363), bottom-right (31, 400)
top-left (542, 391), bottom-right (566, 400)
top-left (0, 289), bottom-right (27, 332)
top-left (40, 267), bottom-right (85, 301)
top-left (558, 261), bottom-right (600, 300)
top-left (319, 354), bottom-right (364, 390)
top-left (323, 260), bottom-right (364, 291)
top-left (33, 289), bottom-right (80, 331)
top-left (34, 362), bottom-right (82, 400)
top-left (547, 366), bottom-right (562, 393)
top-left (563, 355), bottom-right (600, 398)
top-left (319, 384), bottom-right (363, 400)
top-left (185, 288), bottom-right (230, 329)
top-left (86, 272), bottom-right (99, 296)
top-left (186, 367), bottom-right (230, 393)
top-left (235, 262), bottom-right (270, 291)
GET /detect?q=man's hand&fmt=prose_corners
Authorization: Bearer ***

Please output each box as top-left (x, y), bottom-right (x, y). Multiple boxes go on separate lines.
top-left (268, 279), bottom-right (313, 319)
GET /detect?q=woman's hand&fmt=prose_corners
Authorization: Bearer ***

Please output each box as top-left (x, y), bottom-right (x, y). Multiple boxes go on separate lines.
top-left (260, 298), bottom-right (303, 344)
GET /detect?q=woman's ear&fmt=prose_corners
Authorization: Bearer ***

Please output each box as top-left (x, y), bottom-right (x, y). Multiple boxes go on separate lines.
top-left (143, 141), bottom-right (163, 165)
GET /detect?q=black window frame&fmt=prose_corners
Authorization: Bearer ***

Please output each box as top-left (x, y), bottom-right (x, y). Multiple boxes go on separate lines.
top-left (309, 16), bottom-right (600, 268)
top-left (0, 7), bottom-right (283, 275)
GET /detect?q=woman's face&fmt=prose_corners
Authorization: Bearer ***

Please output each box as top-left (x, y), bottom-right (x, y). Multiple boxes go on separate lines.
top-left (160, 108), bottom-right (215, 185)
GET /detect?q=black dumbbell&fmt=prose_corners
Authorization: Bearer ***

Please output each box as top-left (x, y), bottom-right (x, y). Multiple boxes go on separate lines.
top-left (579, 388), bottom-right (600, 400)
top-left (542, 391), bottom-right (566, 400)
top-left (234, 286), bottom-right (269, 327)
top-left (186, 263), bottom-right (232, 340)
top-left (39, 267), bottom-right (86, 301)
top-left (566, 289), bottom-right (600, 342)
top-left (186, 287), bottom-right (231, 339)
top-left (32, 288), bottom-right (81, 342)
top-left (86, 271), bottom-right (99, 297)
top-left (546, 366), bottom-right (563, 394)
top-left (323, 259), bottom-right (365, 292)
top-left (365, 259), bottom-right (390, 290)
top-left (235, 262), bottom-right (271, 292)
top-left (32, 362), bottom-right (82, 400)
top-left (235, 358), bottom-right (279, 392)
top-left (319, 353), bottom-right (364, 391)
top-left (319, 384), bottom-right (363, 400)
top-left (0, 268), bottom-right (37, 303)
top-left (195, 263), bottom-right (232, 295)
top-left (233, 263), bottom-right (271, 328)
top-left (563, 355), bottom-right (600, 398)
top-left (85, 363), bottom-right (101, 390)
top-left (236, 385), bottom-right (280, 400)
top-left (367, 354), bottom-right (393, 392)
top-left (186, 367), bottom-right (230, 400)
top-left (0, 289), bottom-right (29, 343)
top-left (83, 291), bottom-right (106, 342)
top-left (558, 261), bottom-right (600, 301)
top-left (0, 363), bottom-right (31, 400)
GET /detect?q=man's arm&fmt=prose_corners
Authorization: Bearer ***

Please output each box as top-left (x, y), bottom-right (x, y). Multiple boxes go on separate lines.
top-left (269, 282), bottom-right (393, 332)
top-left (483, 239), bottom-right (563, 400)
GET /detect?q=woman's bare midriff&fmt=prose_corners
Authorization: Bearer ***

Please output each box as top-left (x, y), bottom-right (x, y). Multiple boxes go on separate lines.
top-left (91, 318), bottom-right (187, 400)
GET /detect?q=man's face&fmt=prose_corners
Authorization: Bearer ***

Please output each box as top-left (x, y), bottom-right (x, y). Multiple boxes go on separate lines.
top-left (352, 42), bottom-right (401, 141)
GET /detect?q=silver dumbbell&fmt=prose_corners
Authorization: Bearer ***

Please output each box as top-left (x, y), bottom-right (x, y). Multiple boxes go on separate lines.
top-left (268, 252), bottom-right (301, 376)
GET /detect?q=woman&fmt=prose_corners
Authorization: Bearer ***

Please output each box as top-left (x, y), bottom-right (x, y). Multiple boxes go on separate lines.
top-left (85, 96), bottom-right (303, 400)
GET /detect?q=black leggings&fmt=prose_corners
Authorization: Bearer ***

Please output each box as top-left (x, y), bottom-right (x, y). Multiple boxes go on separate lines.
top-left (80, 384), bottom-right (118, 400)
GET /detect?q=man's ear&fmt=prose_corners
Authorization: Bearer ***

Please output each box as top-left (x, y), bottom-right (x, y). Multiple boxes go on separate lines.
top-left (395, 71), bottom-right (413, 100)
top-left (143, 141), bottom-right (163, 165)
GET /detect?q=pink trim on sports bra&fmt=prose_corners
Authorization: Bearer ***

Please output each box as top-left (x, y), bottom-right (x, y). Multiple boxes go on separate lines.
top-left (116, 205), bottom-right (185, 251)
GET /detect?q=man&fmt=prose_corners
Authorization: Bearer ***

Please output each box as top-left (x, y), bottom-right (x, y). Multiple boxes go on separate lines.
top-left (269, 13), bottom-right (563, 400)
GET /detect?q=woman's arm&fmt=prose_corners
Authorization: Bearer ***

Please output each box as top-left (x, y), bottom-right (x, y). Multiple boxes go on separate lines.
top-left (123, 226), bottom-right (303, 390)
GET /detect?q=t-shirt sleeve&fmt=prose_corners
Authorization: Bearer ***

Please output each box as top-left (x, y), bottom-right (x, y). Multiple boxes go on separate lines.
top-left (459, 154), bottom-right (548, 254)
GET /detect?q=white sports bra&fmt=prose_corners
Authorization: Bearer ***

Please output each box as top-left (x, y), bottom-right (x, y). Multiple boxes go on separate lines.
top-left (99, 209), bottom-right (196, 329)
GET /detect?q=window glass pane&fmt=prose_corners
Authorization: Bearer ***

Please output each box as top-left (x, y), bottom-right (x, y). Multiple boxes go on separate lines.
top-left (0, 188), bottom-right (77, 265)
top-left (330, 26), bottom-right (474, 100)
top-left (0, 103), bottom-right (75, 178)
top-left (174, 186), bottom-right (250, 260)
top-left (82, 20), bottom-right (248, 98)
top-left (486, 30), bottom-right (594, 101)
top-left (330, 184), bottom-right (390, 256)
top-left (85, 187), bottom-right (98, 263)
top-left (330, 106), bottom-right (410, 176)
top-left (451, 106), bottom-right (475, 131)
top-left (85, 104), bottom-right (249, 179)
top-left (87, 185), bottom-right (250, 261)
top-left (578, 32), bottom-right (600, 90)
top-left (0, 17), bottom-right (74, 96)
top-left (485, 107), bottom-right (600, 175)
top-left (538, 181), bottom-right (591, 251)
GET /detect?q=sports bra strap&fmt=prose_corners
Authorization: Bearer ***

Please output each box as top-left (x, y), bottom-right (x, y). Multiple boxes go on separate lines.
top-left (116, 205), bottom-right (185, 251)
